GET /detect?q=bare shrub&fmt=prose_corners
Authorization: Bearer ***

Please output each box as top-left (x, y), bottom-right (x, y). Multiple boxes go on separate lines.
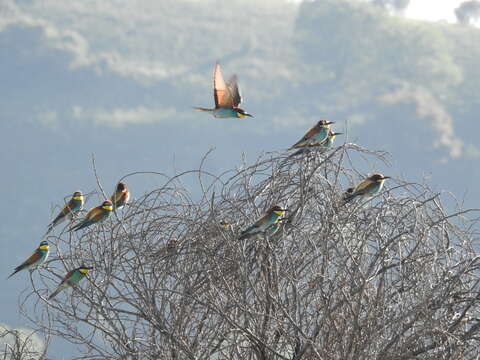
top-left (20, 144), bottom-right (480, 359)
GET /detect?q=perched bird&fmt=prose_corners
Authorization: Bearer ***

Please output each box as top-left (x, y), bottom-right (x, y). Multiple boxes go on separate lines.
top-left (264, 218), bottom-right (286, 237)
top-left (219, 220), bottom-right (232, 230)
top-left (69, 200), bottom-right (113, 231)
top-left (46, 191), bottom-right (84, 234)
top-left (289, 120), bottom-right (335, 150)
top-left (291, 130), bottom-right (343, 156)
top-left (342, 173), bottom-right (390, 204)
top-left (7, 240), bottom-right (49, 279)
top-left (341, 187), bottom-right (355, 203)
top-left (111, 182), bottom-right (130, 210)
top-left (47, 265), bottom-right (92, 300)
top-left (239, 206), bottom-right (287, 240)
top-left (193, 63), bottom-right (253, 119)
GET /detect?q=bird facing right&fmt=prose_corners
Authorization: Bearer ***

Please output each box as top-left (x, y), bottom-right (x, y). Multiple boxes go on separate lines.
top-left (193, 63), bottom-right (253, 119)
top-left (8, 240), bottom-right (49, 279)
top-left (48, 265), bottom-right (93, 300)
top-left (46, 190), bottom-right (84, 234)
top-left (289, 120), bottom-right (335, 150)
top-left (239, 205), bottom-right (287, 240)
top-left (291, 130), bottom-right (343, 156)
top-left (69, 200), bottom-right (113, 231)
top-left (342, 173), bottom-right (390, 204)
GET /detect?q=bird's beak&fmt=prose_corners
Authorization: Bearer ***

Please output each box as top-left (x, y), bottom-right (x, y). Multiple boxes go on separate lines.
top-left (327, 121), bottom-right (335, 125)
top-left (383, 176), bottom-right (391, 179)
top-left (333, 132), bottom-right (343, 135)
top-left (245, 113), bottom-right (253, 117)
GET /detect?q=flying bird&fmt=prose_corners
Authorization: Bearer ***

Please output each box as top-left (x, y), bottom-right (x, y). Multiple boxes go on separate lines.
top-left (46, 191), bottom-right (84, 234)
top-left (291, 130), bottom-right (343, 156)
top-left (239, 206), bottom-right (287, 240)
top-left (289, 120), bottom-right (334, 150)
top-left (47, 265), bottom-right (92, 300)
top-left (193, 63), bottom-right (253, 119)
top-left (342, 173), bottom-right (390, 204)
top-left (69, 200), bottom-right (113, 231)
top-left (111, 182), bottom-right (130, 210)
top-left (8, 240), bottom-right (49, 279)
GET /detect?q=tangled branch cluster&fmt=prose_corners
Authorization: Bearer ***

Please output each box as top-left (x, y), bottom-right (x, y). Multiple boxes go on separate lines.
top-left (20, 145), bottom-right (480, 359)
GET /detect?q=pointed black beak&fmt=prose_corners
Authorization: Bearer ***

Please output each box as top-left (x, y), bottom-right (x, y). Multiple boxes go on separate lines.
top-left (245, 113), bottom-right (253, 117)
top-left (333, 132), bottom-right (343, 135)
top-left (382, 176), bottom-right (391, 179)
top-left (327, 121), bottom-right (335, 125)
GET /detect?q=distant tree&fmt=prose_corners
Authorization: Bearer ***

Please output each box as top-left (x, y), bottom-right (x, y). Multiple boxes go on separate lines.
top-left (294, 0), bottom-right (463, 109)
top-left (19, 145), bottom-right (480, 359)
top-left (455, 1), bottom-right (480, 25)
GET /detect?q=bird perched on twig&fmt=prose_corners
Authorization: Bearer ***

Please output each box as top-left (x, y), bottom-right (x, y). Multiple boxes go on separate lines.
top-left (48, 265), bottom-right (92, 300)
top-left (291, 130), bottom-right (343, 156)
top-left (289, 120), bottom-right (335, 150)
top-left (7, 240), bottom-right (49, 279)
top-left (69, 200), bottom-right (113, 231)
top-left (193, 63), bottom-right (253, 119)
top-left (239, 206), bottom-right (287, 240)
top-left (342, 173), bottom-right (390, 204)
top-left (46, 191), bottom-right (84, 234)
top-left (111, 182), bottom-right (130, 210)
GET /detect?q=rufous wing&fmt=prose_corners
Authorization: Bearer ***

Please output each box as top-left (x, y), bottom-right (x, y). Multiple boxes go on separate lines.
top-left (214, 63), bottom-right (233, 108)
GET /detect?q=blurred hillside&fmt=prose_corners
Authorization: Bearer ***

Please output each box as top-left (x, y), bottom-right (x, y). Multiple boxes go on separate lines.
top-left (0, 0), bottom-right (479, 355)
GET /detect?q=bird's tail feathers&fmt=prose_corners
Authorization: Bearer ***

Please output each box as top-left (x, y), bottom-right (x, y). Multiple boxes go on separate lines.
top-left (192, 107), bottom-right (213, 112)
top-left (342, 193), bottom-right (357, 205)
top-left (7, 268), bottom-right (21, 279)
top-left (68, 224), bottom-right (80, 232)
top-left (46, 214), bottom-right (67, 235)
top-left (238, 233), bottom-right (251, 241)
top-left (48, 285), bottom-right (65, 300)
top-left (69, 220), bottom-right (89, 232)
top-left (289, 148), bottom-right (308, 157)
top-left (238, 225), bottom-right (260, 240)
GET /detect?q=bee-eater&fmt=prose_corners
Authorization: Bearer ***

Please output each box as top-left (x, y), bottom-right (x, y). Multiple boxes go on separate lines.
top-left (46, 191), bottom-right (84, 234)
top-left (219, 221), bottom-right (232, 230)
top-left (111, 182), bottom-right (130, 210)
top-left (193, 63), bottom-right (253, 119)
top-left (292, 130), bottom-right (343, 156)
top-left (69, 200), bottom-right (113, 231)
top-left (239, 206), bottom-right (287, 240)
top-left (264, 218), bottom-right (287, 237)
top-left (343, 173), bottom-right (390, 204)
top-left (8, 240), bottom-right (49, 279)
top-left (289, 120), bottom-right (335, 150)
top-left (47, 265), bottom-right (92, 300)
